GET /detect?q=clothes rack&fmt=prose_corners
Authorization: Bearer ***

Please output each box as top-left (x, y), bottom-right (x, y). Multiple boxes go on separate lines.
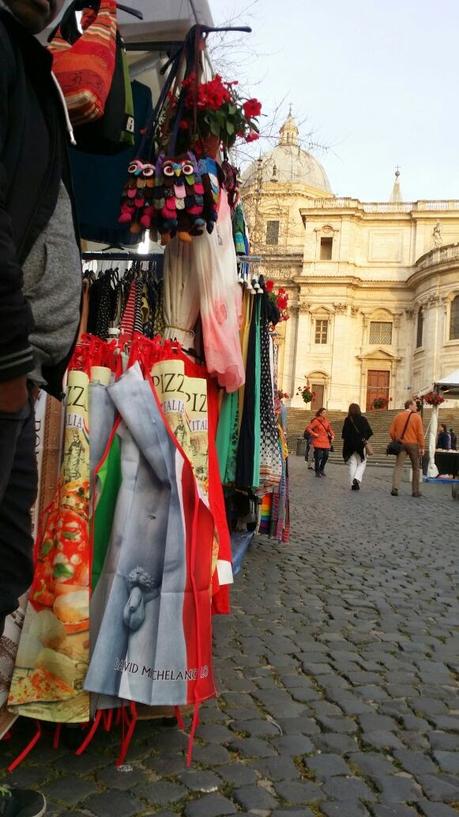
top-left (82, 251), bottom-right (163, 262)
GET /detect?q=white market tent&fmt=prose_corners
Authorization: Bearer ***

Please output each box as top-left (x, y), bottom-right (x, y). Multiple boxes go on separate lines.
top-left (426, 368), bottom-right (459, 477)
top-left (117, 0), bottom-right (213, 46)
top-left (435, 368), bottom-right (459, 394)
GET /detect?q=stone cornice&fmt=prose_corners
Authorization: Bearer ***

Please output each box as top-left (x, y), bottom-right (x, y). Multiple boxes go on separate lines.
top-left (241, 189), bottom-right (333, 202)
top-left (254, 251), bottom-right (303, 262)
top-left (301, 198), bottom-right (459, 214)
top-left (299, 275), bottom-right (409, 290)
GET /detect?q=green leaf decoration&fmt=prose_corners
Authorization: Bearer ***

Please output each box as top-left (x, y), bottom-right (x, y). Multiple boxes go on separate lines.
top-left (53, 563), bottom-right (74, 579)
top-left (41, 540), bottom-right (54, 556)
top-left (209, 119), bottom-right (220, 137)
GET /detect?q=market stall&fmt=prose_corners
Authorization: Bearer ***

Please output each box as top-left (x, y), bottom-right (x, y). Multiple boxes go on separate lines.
top-left (425, 368), bottom-right (459, 479)
top-left (1, 0), bottom-right (289, 772)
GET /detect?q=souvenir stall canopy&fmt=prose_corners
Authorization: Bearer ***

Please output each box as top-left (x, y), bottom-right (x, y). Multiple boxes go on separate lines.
top-left (118, 0), bottom-right (213, 47)
top-left (426, 369), bottom-right (459, 479)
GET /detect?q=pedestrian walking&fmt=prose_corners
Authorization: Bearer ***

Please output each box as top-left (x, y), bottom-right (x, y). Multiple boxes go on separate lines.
top-left (341, 403), bottom-right (374, 491)
top-left (0, 0), bottom-right (81, 813)
top-left (437, 423), bottom-right (451, 449)
top-left (389, 399), bottom-right (425, 498)
top-left (303, 427), bottom-right (314, 469)
top-left (306, 407), bottom-right (335, 478)
top-left (450, 428), bottom-right (457, 450)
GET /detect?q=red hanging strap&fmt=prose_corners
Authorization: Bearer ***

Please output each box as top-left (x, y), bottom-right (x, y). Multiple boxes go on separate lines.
top-left (103, 709), bottom-right (113, 732)
top-left (52, 724), bottom-right (62, 750)
top-left (174, 706), bottom-right (185, 731)
top-left (116, 702), bottom-right (137, 767)
top-left (186, 703), bottom-right (200, 767)
top-left (7, 721), bottom-right (42, 773)
top-left (75, 710), bottom-right (103, 756)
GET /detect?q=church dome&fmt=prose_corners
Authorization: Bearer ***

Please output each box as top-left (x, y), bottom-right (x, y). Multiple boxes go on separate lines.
top-left (242, 113), bottom-right (332, 194)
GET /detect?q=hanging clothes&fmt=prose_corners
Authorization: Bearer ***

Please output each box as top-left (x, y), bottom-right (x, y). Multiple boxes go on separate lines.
top-left (259, 297), bottom-right (283, 487)
top-left (163, 238), bottom-right (200, 351)
top-left (193, 189), bottom-right (245, 393)
top-left (84, 256), bottom-right (164, 341)
top-left (236, 295), bottom-right (261, 487)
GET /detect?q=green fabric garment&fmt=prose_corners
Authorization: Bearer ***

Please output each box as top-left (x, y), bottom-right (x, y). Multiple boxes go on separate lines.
top-left (252, 297), bottom-right (262, 488)
top-left (216, 390), bottom-right (239, 484)
top-left (92, 431), bottom-right (122, 589)
top-left (232, 204), bottom-right (247, 254)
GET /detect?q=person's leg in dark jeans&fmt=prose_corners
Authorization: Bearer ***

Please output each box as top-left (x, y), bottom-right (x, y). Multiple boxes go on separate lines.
top-left (314, 447), bottom-right (324, 476)
top-left (0, 398), bottom-right (37, 632)
top-left (320, 448), bottom-right (329, 475)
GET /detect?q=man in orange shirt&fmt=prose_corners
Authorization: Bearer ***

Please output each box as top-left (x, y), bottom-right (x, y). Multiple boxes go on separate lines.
top-left (389, 399), bottom-right (425, 497)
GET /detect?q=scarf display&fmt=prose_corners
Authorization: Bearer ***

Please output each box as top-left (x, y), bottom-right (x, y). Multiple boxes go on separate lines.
top-left (215, 268), bottom-right (289, 554)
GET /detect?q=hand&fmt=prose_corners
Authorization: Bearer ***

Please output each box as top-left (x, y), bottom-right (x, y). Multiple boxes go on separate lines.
top-left (0, 376), bottom-right (28, 413)
top-left (420, 449), bottom-right (425, 457)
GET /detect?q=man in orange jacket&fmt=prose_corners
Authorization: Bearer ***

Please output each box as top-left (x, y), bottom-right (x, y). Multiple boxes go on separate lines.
top-left (389, 399), bottom-right (425, 497)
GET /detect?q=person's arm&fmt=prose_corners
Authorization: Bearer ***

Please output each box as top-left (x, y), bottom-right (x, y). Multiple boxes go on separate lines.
top-left (342, 418), bottom-right (348, 439)
top-left (306, 420), bottom-right (319, 438)
top-left (389, 416), bottom-right (397, 441)
top-left (0, 27), bottom-right (34, 411)
top-left (364, 419), bottom-right (373, 440)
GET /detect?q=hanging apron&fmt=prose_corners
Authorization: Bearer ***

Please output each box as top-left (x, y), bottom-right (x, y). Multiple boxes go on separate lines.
top-left (85, 363), bottom-right (216, 707)
top-left (9, 369), bottom-right (91, 723)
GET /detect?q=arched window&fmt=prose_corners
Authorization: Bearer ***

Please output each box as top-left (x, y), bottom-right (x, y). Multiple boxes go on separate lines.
top-left (450, 295), bottom-right (459, 340)
top-left (416, 308), bottom-right (424, 348)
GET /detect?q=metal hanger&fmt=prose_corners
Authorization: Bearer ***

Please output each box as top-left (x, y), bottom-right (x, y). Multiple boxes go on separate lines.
top-left (116, 3), bottom-right (143, 20)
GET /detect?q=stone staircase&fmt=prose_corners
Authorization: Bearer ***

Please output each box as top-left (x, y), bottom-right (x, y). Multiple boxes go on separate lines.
top-left (287, 406), bottom-right (459, 466)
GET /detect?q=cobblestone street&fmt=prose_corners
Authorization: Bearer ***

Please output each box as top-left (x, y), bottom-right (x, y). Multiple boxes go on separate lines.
top-left (1, 458), bottom-right (459, 817)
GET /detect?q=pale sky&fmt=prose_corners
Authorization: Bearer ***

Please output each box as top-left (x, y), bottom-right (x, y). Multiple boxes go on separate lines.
top-left (210, 0), bottom-right (459, 203)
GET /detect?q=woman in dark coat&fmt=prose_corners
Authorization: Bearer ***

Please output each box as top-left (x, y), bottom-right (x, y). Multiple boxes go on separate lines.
top-left (437, 424), bottom-right (451, 450)
top-left (341, 403), bottom-right (373, 491)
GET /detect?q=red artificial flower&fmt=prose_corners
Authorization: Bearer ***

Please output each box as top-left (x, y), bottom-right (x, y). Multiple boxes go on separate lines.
top-left (179, 119), bottom-right (190, 130)
top-left (246, 130), bottom-right (259, 143)
top-left (243, 98), bottom-right (262, 118)
top-left (265, 279), bottom-right (274, 292)
top-left (182, 73), bottom-right (196, 88)
top-left (191, 74), bottom-right (232, 110)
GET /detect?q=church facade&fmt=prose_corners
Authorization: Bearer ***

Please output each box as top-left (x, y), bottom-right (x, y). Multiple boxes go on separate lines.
top-left (241, 115), bottom-right (459, 411)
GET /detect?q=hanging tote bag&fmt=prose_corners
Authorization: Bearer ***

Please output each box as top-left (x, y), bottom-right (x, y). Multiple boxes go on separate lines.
top-left (49, 0), bottom-right (118, 127)
top-left (73, 32), bottom-right (136, 155)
